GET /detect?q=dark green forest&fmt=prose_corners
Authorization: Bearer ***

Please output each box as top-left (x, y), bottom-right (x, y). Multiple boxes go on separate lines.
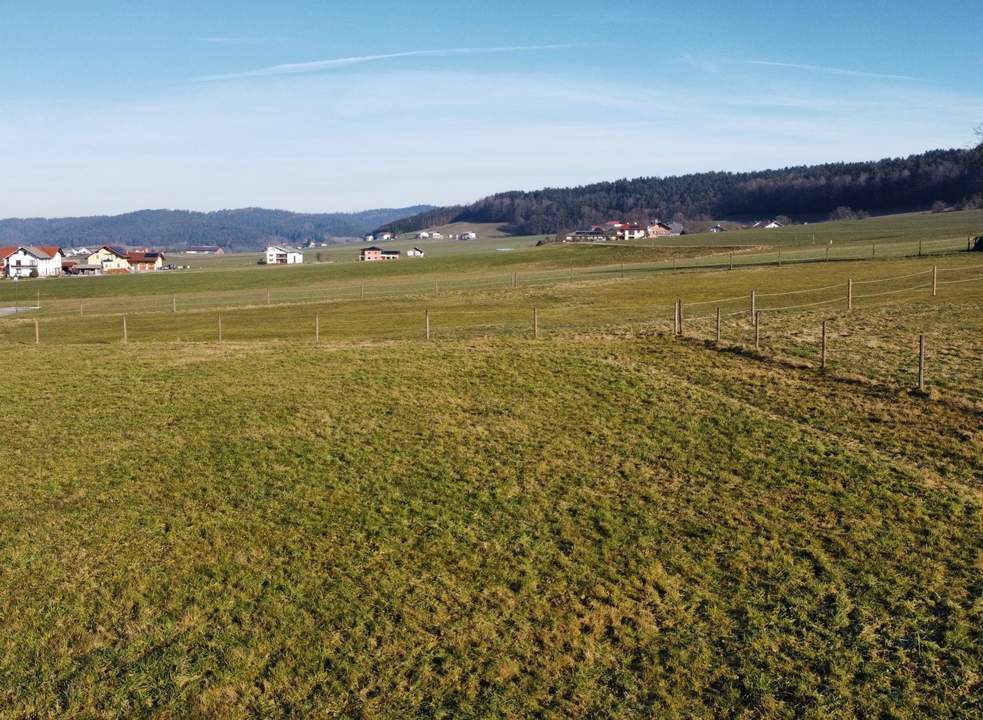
top-left (378, 145), bottom-right (983, 235)
top-left (0, 206), bottom-right (433, 251)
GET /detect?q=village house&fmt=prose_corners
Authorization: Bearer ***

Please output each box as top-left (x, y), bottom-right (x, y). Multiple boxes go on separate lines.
top-left (375, 232), bottom-right (394, 241)
top-left (1, 245), bottom-right (65, 278)
top-left (615, 223), bottom-right (646, 241)
top-left (407, 247), bottom-right (425, 258)
top-left (360, 247), bottom-right (401, 261)
top-left (647, 222), bottom-right (673, 238)
top-left (88, 246), bottom-right (131, 274)
top-left (264, 246), bottom-right (304, 265)
top-left (127, 251), bottom-right (166, 272)
top-left (416, 231), bottom-right (431, 240)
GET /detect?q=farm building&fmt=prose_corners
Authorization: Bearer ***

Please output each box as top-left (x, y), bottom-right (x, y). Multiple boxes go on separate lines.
top-left (459, 231), bottom-right (478, 240)
top-left (416, 232), bottom-right (431, 240)
top-left (186, 245), bottom-right (224, 254)
top-left (407, 247), bottom-right (425, 258)
top-left (359, 246), bottom-right (400, 261)
top-left (87, 246), bottom-right (131, 274)
top-left (565, 229), bottom-right (607, 242)
top-left (127, 251), bottom-right (166, 272)
top-left (752, 220), bottom-right (785, 229)
top-left (265, 246), bottom-right (304, 265)
top-left (709, 224), bottom-right (727, 233)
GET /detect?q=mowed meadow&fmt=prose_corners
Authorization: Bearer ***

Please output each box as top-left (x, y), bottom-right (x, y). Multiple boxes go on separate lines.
top-left (0, 210), bottom-right (981, 718)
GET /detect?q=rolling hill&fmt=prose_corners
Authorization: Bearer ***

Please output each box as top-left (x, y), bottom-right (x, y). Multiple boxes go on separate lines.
top-left (0, 205), bottom-right (435, 251)
top-left (375, 145), bottom-right (983, 236)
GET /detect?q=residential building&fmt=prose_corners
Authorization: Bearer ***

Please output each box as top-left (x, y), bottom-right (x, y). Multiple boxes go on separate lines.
top-left (407, 247), bottom-right (425, 257)
top-left (88, 246), bottom-right (131, 274)
top-left (647, 222), bottom-right (673, 238)
top-left (127, 251), bottom-right (166, 272)
top-left (2, 246), bottom-right (65, 278)
top-left (265, 246), bottom-right (304, 265)
top-left (459, 231), bottom-right (478, 240)
top-left (616, 223), bottom-right (646, 241)
top-left (416, 231), bottom-right (431, 240)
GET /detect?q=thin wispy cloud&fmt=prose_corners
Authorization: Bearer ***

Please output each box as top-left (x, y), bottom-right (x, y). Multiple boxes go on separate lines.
top-left (193, 45), bottom-right (575, 82)
top-left (746, 59), bottom-right (922, 82)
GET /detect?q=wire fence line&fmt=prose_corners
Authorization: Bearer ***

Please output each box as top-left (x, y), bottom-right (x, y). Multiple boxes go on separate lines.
top-left (0, 235), bottom-right (977, 322)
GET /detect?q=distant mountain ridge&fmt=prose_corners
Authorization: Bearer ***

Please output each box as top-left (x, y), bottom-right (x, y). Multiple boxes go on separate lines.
top-left (375, 145), bottom-right (983, 236)
top-left (0, 206), bottom-right (435, 251)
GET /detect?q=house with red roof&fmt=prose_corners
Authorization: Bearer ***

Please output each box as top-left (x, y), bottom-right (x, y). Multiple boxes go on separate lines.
top-left (127, 250), bottom-right (166, 272)
top-left (2, 245), bottom-right (65, 278)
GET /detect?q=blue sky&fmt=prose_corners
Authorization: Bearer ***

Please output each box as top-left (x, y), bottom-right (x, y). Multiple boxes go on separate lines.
top-left (2, 0), bottom-right (981, 217)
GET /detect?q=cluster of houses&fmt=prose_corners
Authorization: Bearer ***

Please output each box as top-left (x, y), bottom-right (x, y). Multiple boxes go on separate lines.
top-left (566, 217), bottom-right (788, 242)
top-left (0, 244), bottom-right (167, 278)
top-left (358, 246), bottom-right (425, 262)
top-left (565, 220), bottom-right (683, 243)
top-left (362, 230), bottom-right (478, 242)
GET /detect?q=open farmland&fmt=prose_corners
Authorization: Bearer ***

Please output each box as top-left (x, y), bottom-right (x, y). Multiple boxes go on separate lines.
top-left (0, 209), bottom-right (981, 718)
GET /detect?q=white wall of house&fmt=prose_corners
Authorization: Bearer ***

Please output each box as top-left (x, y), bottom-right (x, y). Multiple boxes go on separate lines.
top-left (5, 248), bottom-right (63, 278)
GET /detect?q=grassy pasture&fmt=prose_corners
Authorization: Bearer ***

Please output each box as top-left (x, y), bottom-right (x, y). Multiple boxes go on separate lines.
top-left (0, 334), bottom-right (980, 718)
top-left (1, 208), bottom-right (981, 718)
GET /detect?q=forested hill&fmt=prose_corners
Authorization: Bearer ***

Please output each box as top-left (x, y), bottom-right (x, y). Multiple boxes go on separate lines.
top-left (376, 146), bottom-right (983, 235)
top-left (0, 205), bottom-right (434, 251)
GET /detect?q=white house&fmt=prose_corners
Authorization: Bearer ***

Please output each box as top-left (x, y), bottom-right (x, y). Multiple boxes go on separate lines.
top-left (3, 246), bottom-right (64, 278)
top-left (416, 231), bottom-right (431, 240)
top-left (407, 247), bottom-right (425, 258)
top-left (265, 246), bottom-right (304, 265)
top-left (753, 220), bottom-right (785, 229)
top-left (459, 231), bottom-right (478, 240)
top-left (430, 232), bottom-right (443, 240)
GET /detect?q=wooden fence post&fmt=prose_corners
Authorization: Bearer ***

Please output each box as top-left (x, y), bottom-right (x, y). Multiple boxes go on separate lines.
top-left (122, 314), bottom-right (128, 344)
top-left (360, 282), bottom-right (365, 300)
top-left (672, 300), bottom-right (679, 336)
top-left (533, 307), bottom-right (539, 339)
top-left (932, 266), bottom-right (937, 297)
top-left (847, 279), bottom-right (853, 311)
top-left (218, 315), bottom-right (223, 344)
top-left (750, 290), bottom-right (756, 320)
top-left (677, 299), bottom-right (683, 336)
top-left (512, 272), bottom-right (517, 288)
top-left (754, 311), bottom-right (761, 350)
top-left (315, 313), bottom-right (320, 344)
top-left (266, 289), bottom-right (271, 306)
top-left (425, 309), bottom-right (430, 340)
top-left (821, 320), bottom-right (828, 369)
top-left (729, 252), bottom-right (734, 271)
top-left (80, 302), bottom-right (84, 318)
top-left (872, 243), bottom-right (876, 258)
top-left (715, 307), bottom-right (721, 344)
top-left (777, 248), bottom-right (782, 267)
top-left (172, 295), bottom-right (176, 313)
top-left (34, 319), bottom-right (39, 345)
top-left (918, 239), bottom-right (923, 257)
top-left (918, 334), bottom-right (926, 392)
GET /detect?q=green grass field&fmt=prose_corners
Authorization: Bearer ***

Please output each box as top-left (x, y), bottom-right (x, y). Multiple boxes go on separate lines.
top-left (0, 209), bottom-right (981, 718)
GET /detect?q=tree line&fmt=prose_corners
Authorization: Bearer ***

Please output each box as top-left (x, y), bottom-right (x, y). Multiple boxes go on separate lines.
top-left (377, 145), bottom-right (983, 236)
